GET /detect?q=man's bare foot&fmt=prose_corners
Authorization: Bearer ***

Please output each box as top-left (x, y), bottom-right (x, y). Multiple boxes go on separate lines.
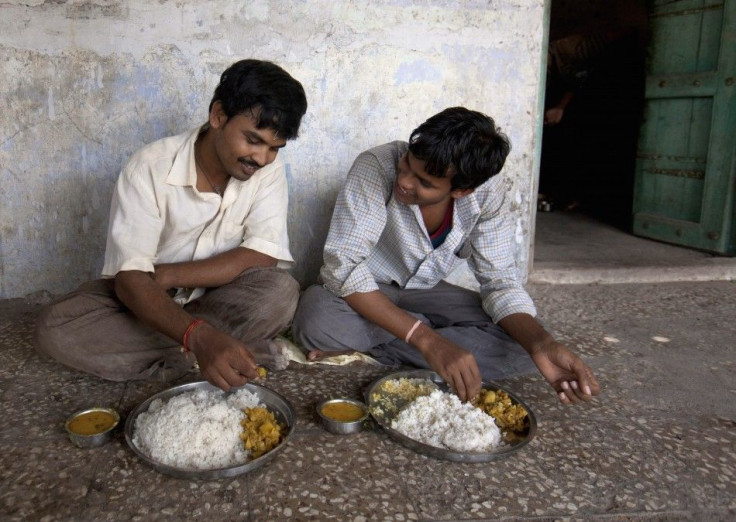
top-left (249, 338), bottom-right (290, 371)
top-left (306, 348), bottom-right (356, 362)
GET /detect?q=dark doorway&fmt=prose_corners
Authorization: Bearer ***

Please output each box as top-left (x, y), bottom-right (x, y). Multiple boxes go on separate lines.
top-left (538, 0), bottom-right (650, 231)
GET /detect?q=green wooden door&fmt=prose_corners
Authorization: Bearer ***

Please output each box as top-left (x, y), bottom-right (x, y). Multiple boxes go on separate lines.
top-left (633, 0), bottom-right (736, 254)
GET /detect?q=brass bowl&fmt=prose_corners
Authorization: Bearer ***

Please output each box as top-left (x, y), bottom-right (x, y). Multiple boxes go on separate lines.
top-left (316, 398), bottom-right (369, 435)
top-left (65, 407), bottom-right (120, 448)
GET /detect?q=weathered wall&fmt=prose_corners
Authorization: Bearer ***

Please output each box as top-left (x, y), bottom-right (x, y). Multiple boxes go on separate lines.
top-left (0, 0), bottom-right (546, 299)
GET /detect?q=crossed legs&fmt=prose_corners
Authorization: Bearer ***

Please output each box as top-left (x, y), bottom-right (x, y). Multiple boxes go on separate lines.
top-left (35, 267), bottom-right (299, 382)
top-left (292, 282), bottom-right (536, 381)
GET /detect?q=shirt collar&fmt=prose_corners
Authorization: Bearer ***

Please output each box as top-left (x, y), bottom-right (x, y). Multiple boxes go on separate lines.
top-left (166, 125), bottom-right (206, 188)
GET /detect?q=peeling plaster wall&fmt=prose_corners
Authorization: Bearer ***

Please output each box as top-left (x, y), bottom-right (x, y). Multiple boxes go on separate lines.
top-left (0, 0), bottom-right (546, 299)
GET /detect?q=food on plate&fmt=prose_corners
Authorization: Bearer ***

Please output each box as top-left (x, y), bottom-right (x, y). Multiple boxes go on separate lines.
top-left (321, 401), bottom-right (366, 423)
top-left (133, 388), bottom-right (275, 470)
top-left (369, 377), bottom-right (438, 421)
top-left (239, 407), bottom-right (285, 458)
top-left (371, 376), bottom-right (531, 452)
top-left (471, 388), bottom-right (529, 434)
top-left (68, 409), bottom-right (118, 436)
top-left (391, 389), bottom-right (502, 452)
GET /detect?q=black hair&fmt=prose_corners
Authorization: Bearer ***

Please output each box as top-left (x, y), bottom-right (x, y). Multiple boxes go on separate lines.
top-left (408, 107), bottom-right (511, 190)
top-left (209, 59), bottom-right (307, 140)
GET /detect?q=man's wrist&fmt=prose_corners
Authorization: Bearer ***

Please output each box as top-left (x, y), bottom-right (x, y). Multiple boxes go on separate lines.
top-left (182, 318), bottom-right (207, 355)
top-left (408, 323), bottom-right (434, 353)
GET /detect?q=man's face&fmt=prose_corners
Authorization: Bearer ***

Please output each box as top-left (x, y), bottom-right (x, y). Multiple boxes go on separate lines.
top-left (210, 103), bottom-right (287, 182)
top-left (394, 152), bottom-right (470, 207)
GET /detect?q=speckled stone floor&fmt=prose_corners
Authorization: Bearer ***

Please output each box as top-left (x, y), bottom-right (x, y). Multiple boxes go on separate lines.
top-left (1, 281), bottom-right (735, 521)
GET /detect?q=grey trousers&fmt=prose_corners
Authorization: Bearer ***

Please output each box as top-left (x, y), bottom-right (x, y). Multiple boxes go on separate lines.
top-left (292, 282), bottom-right (537, 381)
top-left (35, 267), bottom-right (300, 382)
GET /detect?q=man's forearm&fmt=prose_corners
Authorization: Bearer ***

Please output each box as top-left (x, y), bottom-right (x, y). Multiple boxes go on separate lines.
top-left (154, 247), bottom-right (276, 290)
top-left (115, 270), bottom-right (193, 344)
top-left (498, 313), bottom-right (555, 355)
top-left (344, 291), bottom-right (432, 351)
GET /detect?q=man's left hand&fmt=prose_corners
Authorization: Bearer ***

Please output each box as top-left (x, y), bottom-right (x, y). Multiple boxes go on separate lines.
top-left (530, 340), bottom-right (600, 404)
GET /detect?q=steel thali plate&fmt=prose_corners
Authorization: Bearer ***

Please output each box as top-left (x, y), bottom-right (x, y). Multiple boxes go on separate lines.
top-left (364, 369), bottom-right (537, 462)
top-left (125, 381), bottom-right (295, 480)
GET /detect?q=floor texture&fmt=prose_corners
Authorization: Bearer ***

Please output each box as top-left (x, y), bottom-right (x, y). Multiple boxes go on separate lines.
top-left (2, 278), bottom-right (735, 521)
top-left (2, 212), bottom-right (735, 521)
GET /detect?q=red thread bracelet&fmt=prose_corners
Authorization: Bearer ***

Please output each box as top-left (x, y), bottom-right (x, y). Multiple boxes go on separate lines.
top-left (182, 318), bottom-right (206, 355)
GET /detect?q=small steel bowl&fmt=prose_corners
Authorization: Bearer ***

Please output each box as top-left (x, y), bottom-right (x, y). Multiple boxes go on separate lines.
top-left (316, 398), bottom-right (369, 435)
top-left (65, 407), bottom-right (120, 448)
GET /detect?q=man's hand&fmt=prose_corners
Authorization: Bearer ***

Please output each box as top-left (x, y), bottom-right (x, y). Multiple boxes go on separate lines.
top-left (530, 339), bottom-right (600, 404)
top-left (413, 326), bottom-right (482, 402)
top-left (544, 107), bottom-right (565, 126)
top-left (188, 322), bottom-right (259, 391)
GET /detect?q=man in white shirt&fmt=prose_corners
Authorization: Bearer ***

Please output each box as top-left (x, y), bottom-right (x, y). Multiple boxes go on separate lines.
top-left (293, 107), bottom-right (599, 404)
top-left (36, 59), bottom-right (308, 391)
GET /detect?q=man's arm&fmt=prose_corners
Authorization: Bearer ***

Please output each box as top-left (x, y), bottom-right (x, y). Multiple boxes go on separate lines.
top-left (344, 291), bottom-right (482, 402)
top-left (498, 313), bottom-right (600, 404)
top-left (153, 247), bottom-right (276, 290)
top-left (114, 270), bottom-right (259, 390)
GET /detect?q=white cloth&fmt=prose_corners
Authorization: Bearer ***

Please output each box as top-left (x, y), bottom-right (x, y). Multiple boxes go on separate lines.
top-left (320, 141), bottom-right (536, 323)
top-left (102, 126), bottom-right (293, 304)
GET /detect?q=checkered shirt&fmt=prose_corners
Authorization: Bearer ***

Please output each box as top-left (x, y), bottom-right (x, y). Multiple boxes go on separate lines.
top-left (320, 141), bottom-right (536, 323)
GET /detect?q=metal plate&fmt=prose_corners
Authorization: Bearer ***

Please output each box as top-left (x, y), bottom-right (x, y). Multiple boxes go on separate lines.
top-left (364, 370), bottom-right (537, 462)
top-left (125, 381), bottom-right (295, 479)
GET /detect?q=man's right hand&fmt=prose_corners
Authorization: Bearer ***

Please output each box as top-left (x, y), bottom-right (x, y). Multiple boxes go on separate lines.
top-left (187, 323), bottom-right (259, 391)
top-left (413, 326), bottom-right (482, 402)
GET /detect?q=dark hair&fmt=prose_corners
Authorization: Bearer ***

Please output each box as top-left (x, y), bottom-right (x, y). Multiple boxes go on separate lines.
top-left (209, 59), bottom-right (308, 140)
top-left (408, 107), bottom-right (511, 190)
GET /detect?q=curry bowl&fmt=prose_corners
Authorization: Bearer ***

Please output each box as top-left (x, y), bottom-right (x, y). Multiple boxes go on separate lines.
top-left (316, 398), bottom-right (369, 435)
top-left (65, 407), bottom-right (120, 448)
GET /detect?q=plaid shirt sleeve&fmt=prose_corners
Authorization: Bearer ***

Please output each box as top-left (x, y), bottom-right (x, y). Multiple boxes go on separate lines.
top-left (466, 189), bottom-right (537, 322)
top-left (320, 150), bottom-right (391, 297)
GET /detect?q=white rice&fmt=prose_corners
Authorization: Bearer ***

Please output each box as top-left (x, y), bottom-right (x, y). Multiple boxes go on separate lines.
top-left (133, 388), bottom-right (262, 470)
top-left (391, 389), bottom-right (503, 452)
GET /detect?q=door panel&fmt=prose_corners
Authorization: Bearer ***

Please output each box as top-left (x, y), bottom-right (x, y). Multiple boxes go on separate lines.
top-left (633, 0), bottom-right (736, 254)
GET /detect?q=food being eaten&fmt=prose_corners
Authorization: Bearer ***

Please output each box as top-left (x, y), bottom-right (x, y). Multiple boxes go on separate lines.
top-left (471, 389), bottom-right (529, 435)
top-left (133, 388), bottom-right (269, 470)
top-left (240, 407), bottom-right (285, 458)
top-left (321, 401), bottom-right (366, 423)
top-left (371, 376), bottom-right (532, 453)
top-left (369, 377), bottom-right (438, 422)
top-left (391, 389), bottom-right (502, 452)
top-left (68, 410), bottom-right (117, 436)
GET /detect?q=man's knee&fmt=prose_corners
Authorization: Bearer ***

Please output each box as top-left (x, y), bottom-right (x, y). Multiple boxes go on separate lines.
top-left (35, 303), bottom-right (63, 359)
top-left (292, 285), bottom-right (343, 350)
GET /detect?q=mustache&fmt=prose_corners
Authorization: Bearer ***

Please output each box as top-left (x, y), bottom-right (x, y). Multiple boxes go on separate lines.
top-left (239, 158), bottom-right (261, 169)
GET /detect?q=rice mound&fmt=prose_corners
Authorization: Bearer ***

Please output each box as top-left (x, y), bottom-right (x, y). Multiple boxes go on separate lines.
top-left (133, 388), bottom-right (261, 470)
top-left (391, 389), bottom-right (502, 452)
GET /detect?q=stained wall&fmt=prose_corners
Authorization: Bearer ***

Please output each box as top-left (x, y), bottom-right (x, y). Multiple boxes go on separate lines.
top-left (0, 0), bottom-right (547, 298)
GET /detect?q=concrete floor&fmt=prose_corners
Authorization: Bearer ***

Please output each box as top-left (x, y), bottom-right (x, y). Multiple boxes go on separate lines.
top-left (532, 211), bottom-right (736, 284)
top-left (1, 212), bottom-right (735, 521)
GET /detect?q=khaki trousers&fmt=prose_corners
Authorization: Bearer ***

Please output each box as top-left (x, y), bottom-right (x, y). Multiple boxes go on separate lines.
top-left (35, 267), bottom-right (299, 382)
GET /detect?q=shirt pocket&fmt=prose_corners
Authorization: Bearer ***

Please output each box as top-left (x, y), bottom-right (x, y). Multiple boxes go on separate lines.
top-left (218, 219), bottom-right (246, 250)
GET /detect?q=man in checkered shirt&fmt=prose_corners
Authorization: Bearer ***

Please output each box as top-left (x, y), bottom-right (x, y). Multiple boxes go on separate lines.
top-left (293, 107), bottom-right (599, 404)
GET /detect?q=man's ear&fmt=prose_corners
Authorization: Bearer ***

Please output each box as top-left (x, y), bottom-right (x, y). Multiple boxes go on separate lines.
top-left (209, 101), bottom-right (228, 129)
top-left (450, 187), bottom-right (474, 199)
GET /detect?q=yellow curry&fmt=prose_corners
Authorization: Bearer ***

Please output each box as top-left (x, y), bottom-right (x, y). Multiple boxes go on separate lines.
top-left (68, 410), bottom-right (117, 435)
top-left (321, 401), bottom-right (365, 422)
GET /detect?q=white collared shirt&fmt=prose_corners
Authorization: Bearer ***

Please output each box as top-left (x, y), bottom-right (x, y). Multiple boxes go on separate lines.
top-left (320, 141), bottom-right (536, 323)
top-left (102, 126), bottom-right (293, 304)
